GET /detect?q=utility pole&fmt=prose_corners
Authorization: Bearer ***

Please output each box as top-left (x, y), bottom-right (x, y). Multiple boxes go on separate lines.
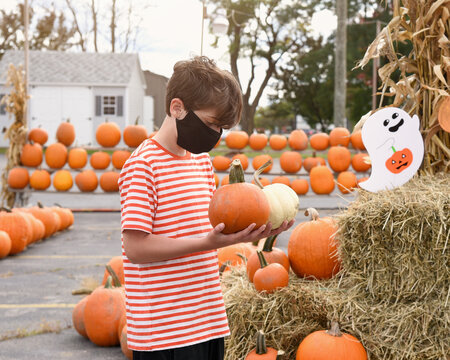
top-left (334, 0), bottom-right (347, 128)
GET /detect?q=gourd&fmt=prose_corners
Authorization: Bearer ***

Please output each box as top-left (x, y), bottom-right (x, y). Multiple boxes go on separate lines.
top-left (253, 251), bottom-right (289, 293)
top-left (209, 159), bottom-right (270, 234)
top-left (296, 322), bottom-right (367, 360)
top-left (254, 160), bottom-right (299, 230)
top-left (245, 330), bottom-right (284, 360)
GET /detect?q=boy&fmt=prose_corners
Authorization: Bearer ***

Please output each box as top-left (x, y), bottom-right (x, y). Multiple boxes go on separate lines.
top-left (119, 56), bottom-right (293, 360)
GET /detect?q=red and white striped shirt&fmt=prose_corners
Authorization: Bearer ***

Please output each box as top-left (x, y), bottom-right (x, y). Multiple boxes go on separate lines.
top-left (118, 138), bottom-right (229, 351)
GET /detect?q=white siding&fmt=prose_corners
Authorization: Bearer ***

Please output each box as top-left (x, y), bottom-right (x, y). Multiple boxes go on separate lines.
top-left (143, 96), bottom-right (154, 132)
top-left (127, 64), bottom-right (145, 127)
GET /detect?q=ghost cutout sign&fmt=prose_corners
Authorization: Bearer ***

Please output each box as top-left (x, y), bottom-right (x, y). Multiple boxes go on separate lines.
top-left (359, 107), bottom-right (424, 192)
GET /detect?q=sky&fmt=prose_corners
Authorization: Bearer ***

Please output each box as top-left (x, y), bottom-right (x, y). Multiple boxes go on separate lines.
top-left (2, 0), bottom-right (337, 105)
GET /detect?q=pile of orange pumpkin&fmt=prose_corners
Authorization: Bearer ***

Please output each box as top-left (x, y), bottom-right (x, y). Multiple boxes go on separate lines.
top-left (8, 119), bottom-right (154, 193)
top-left (72, 256), bottom-right (132, 359)
top-left (214, 127), bottom-right (370, 195)
top-left (0, 204), bottom-right (74, 259)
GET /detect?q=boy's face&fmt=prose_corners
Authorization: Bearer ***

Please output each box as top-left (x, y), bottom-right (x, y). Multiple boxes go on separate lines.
top-left (189, 108), bottom-right (222, 132)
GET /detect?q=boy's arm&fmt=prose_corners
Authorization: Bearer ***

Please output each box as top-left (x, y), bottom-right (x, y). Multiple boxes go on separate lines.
top-left (123, 220), bottom-right (293, 264)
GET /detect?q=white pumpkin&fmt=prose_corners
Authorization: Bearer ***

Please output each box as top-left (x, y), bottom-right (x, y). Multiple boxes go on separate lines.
top-left (262, 183), bottom-right (299, 229)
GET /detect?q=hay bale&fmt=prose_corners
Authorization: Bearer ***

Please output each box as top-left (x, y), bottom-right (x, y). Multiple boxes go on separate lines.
top-left (223, 174), bottom-right (449, 359)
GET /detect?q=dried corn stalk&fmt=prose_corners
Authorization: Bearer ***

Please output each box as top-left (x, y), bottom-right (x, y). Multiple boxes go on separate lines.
top-left (0, 64), bottom-right (29, 207)
top-left (355, 0), bottom-right (450, 174)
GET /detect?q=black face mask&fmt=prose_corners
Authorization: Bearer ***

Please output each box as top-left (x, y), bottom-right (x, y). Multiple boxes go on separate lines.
top-left (176, 111), bottom-right (222, 154)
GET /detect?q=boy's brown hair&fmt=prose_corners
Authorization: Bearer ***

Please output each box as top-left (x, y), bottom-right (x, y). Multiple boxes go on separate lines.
top-left (165, 56), bottom-right (243, 129)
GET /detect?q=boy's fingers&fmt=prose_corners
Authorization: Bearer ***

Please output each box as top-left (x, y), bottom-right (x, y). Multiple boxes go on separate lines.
top-left (213, 223), bottom-right (225, 233)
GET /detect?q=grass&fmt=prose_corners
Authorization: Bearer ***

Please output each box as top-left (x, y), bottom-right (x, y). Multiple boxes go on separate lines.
top-left (0, 320), bottom-right (69, 341)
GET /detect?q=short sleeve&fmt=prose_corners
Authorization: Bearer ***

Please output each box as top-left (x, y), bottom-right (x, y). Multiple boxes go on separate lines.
top-left (119, 156), bottom-right (156, 234)
top-left (206, 155), bottom-right (216, 196)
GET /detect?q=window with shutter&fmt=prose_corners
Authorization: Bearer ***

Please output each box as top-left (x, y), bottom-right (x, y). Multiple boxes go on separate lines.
top-left (117, 96), bottom-right (123, 117)
top-left (95, 96), bottom-right (102, 116)
top-left (0, 94), bottom-right (6, 115)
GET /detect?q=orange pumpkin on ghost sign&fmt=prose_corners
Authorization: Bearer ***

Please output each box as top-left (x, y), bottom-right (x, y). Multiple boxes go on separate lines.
top-left (385, 146), bottom-right (413, 174)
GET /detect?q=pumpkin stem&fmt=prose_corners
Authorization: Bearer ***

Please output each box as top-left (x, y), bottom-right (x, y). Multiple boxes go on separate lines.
top-left (304, 208), bottom-right (319, 221)
top-left (255, 330), bottom-right (268, 355)
top-left (37, 201), bottom-right (44, 208)
top-left (135, 116), bottom-right (140, 125)
top-left (391, 145), bottom-right (396, 153)
top-left (236, 252), bottom-right (247, 263)
top-left (104, 275), bottom-right (113, 289)
top-left (66, 117), bottom-right (71, 123)
top-left (253, 159), bottom-right (272, 189)
top-left (106, 264), bottom-right (121, 287)
top-left (256, 250), bottom-right (268, 269)
top-left (262, 235), bottom-right (278, 252)
top-left (276, 350), bottom-right (285, 359)
top-left (219, 261), bottom-right (230, 275)
top-left (229, 159), bottom-right (245, 184)
top-left (326, 321), bottom-right (343, 337)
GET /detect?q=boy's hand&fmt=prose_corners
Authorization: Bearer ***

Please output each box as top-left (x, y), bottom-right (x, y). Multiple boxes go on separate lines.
top-left (207, 219), bottom-right (295, 249)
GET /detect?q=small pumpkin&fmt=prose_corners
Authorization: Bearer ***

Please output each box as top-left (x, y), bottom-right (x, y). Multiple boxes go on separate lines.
top-left (209, 159), bottom-right (270, 234)
top-left (350, 130), bottom-right (366, 150)
top-left (56, 119), bottom-right (76, 147)
top-left (337, 171), bottom-right (357, 194)
top-left (101, 256), bottom-right (125, 285)
top-left (90, 151), bottom-right (111, 170)
top-left (0, 230), bottom-right (12, 259)
top-left (310, 133), bottom-right (329, 151)
top-left (212, 155), bottom-right (232, 171)
top-left (120, 325), bottom-right (133, 360)
top-left (251, 177), bottom-right (270, 187)
top-left (303, 152), bottom-right (326, 173)
top-left (25, 204), bottom-right (60, 238)
top-left (72, 296), bottom-right (89, 338)
top-left (249, 133), bottom-right (268, 150)
top-left (280, 151), bottom-right (302, 173)
top-left (246, 330), bottom-right (284, 360)
top-left (96, 120), bottom-right (122, 148)
top-left (29, 170), bottom-right (51, 190)
top-left (20, 142), bottom-right (43, 167)
top-left (252, 154), bottom-right (273, 173)
top-left (254, 160), bottom-right (299, 230)
top-left (271, 176), bottom-right (290, 186)
top-left (221, 175), bottom-right (229, 186)
top-left (53, 170), bottom-right (73, 191)
top-left (269, 134), bottom-right (287, 151)
top-left (218, 242), bottom-right (255, 271)
top-left (232, 153), bottom-right (249, 170)
top-left (75, 170), bottom-right (98, 192)
top-left (7, 167), bottom-right (29, 189)
top-left (246, 235), bottom-right (290, 282)
top-left (45, 142), bottom-right (68, 169)
top-left (288, 129), bottom-right (308, 150)
top-left (329, 127), bottom-right (350, 147)
top-left (225, 131), bottom-right (249, 150)
top-left (385, 146), bottom-right (413, 174)
top-left (253, 251), bottom-right (289, 293)
top-left (351, 153), bottom-right (371, 172)
top-left (290, 178), bottom-right (309, 195)
top-left (50, 206), bottom-right (72, 230)
top-left (327, 146), bottom-right (351, 172)
top-left (0, 209), bottom-right (32, 255)
top-left (28, 127), bottom-right (48, 146)
top-left (99, 172), bottom-right (120, 192)
top-left (68, 148), bottom-right (88, 169)
top-left (309, 166), bottom-right (335, 194)
top-left (296, 322), bottom-right (367, 360)
top-left (438, 96), bottom-right (450, 133)
top-left (288, 208), bottom-right (341, 279)
top-left (123, 117), bottom-right (148, 148)
top-left (112, 150), bottom-right (131, 170)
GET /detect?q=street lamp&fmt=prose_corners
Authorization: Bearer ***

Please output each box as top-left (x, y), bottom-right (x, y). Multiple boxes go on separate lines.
top-left (201, 1), bottom-right (228, 55)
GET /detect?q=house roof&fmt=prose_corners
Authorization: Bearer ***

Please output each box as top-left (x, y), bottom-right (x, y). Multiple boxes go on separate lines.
top-left (0, 50), bottom-right (143, 86)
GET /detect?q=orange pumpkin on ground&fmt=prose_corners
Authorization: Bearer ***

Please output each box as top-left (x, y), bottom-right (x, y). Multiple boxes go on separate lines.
top-left (25, 205), bottom-right (60, 239)
top-left (225, 131), bottom-right (249, 150)
top-left (0, 230), bottom-right (12, 259)
top-left (29, 170), bottom-right (51, 190)
top-left (20, 142), bottom-right (43, 167)
top-left (288, 129), bottom-right (308, 150)
top-left (212, 155), bottom-right (232, 171)
top-left (96, 121), bottom-right (121, 148)
top-left (13, 209), bottom-right (45, 243)
top-left (291, 179), bottom-right (309, 195)
top-left (68, 148), bottom-right (88, 169)
top-left (53, 170), bottom-right (73, 191)
top-left (14, 211), bottom-right (34, 245)
top-left (309, 133), bottom-right (329, 151)
top-left (7, 167), bottom-right (29, 189)
top-left (50, 206), bottom-right (72, 231)
top-left (83, 276), bottom-right (125, 346)
top-left (90, 151), bottom-right (111, 170)
top-left (72, 296), bottom-right (89, 338)
top-left (296, 322), bottom-right (367, 360)
top-left (253, 251), bottom-right (289, 293)
top-left (102, 256), bottom-right (125, 285)
top-left (327, 146), bottom-right (351, 172)
top-left (303, 153), bottom-right (326, 173)
top-left (75, 170), bottom-right (98, 192)
top-left (351, 153), bottom-right (371, 172)
top-left (329, 127), bottom-right (350, 147)
top-left (280, 151), bottom-right (302, 173)
top-left (45, 143), bottom-right (68, 169)
top-left (350, 130), bottom-right (366, 150)
top-left (249, 133), bottom-right (268, 150)
top-left (123, 118), bottom-right (148, 148)
top-left (309, 166), bottom-right (335, 194)
top-left (56, 119), bottom-right (76, 147)
top-left (231, 153), bottom-right (249, 170)
top-left (0, 209), bottom-right (32, 255)
top-left (246, 235), bottom-right (290, 282)
top-left (100, 172), bottom-right (120, 192)
top-left (337, 171), bottom-right (358, 194)
top-left (246, 330), bottom-right (283, 360)
top-left (269, 134), bottom-right (287, 151)
top-left (209, 159), bottom-right (270, 234)
top-left (271, 176), bottom-right (290, 186)
top-left (288, 208), bottom-right (341, 279)
top-left (217, 242), bottom-right (255, 271)
top-left (120, 325), bottom-right (133, 360)
top-left (112, 150), bottom-right (131, 170)
top-left (252, 154), bottom-right (273, 173)
top-left (28, 127), bottom-right (48, 146)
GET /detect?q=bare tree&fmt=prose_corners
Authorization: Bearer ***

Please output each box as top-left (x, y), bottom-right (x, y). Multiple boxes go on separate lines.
top-left (65, 0), bottom-right (86, 51)
top-left (334, 0), bottom-right (347, 127)
top-left (91, 0), bottom-right (98, 52)
top-left (110, 0), bottom-right (117, 53)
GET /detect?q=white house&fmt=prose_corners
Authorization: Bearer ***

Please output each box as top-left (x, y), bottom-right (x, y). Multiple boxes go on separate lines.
top-left (0, 50), bottom-right (154, 147)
